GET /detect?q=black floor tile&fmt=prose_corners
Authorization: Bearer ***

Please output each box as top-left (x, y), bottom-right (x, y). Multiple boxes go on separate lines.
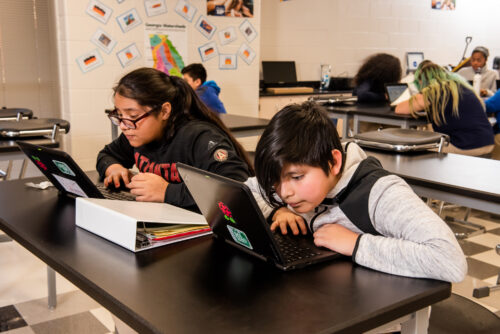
top-left (466, 258), bottom-right (500, 280)
top-left (0, 234), bottom-right (12, 243)
top-left (0, 305), bottom-right (27, 332)
top-left (488, 227), bottom-right (500, 236)
top-left (458, 240), bottom-right (492, 256)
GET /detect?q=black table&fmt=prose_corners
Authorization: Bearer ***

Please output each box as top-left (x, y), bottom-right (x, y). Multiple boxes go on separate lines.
top-left (0, 174), bottom-right (451, 334)
top-left (367, 150), bottom-right (500, 215)
top-left (325, 104), bottom-right (428, 137)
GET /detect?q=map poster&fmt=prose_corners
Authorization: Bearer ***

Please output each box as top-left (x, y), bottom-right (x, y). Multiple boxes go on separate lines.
top-left (145, 23), bottom-right (187, 77)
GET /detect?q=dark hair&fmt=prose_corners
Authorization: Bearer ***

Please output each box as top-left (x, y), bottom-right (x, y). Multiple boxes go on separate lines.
top-left (114, 67), bottom-right (254, 174)
top-left (181, 63), bottom-right (207, 84)
top-left (255, 101), bottom-right (344, 208)
top-left (354, 53), bottom-right (402, 94)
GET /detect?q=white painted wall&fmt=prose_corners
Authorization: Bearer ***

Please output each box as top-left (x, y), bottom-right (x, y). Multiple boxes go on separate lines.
top-left (55, 0), bottom-right (260, 170)
top-left (261, 0), bottom-right (500, 81)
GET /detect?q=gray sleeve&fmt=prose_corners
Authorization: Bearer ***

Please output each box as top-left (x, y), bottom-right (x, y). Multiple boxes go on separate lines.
top-left (353, 175), bottom-right (467, 283)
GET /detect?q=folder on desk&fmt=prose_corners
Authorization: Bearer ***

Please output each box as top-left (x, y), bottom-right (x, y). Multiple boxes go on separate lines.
top-left (75, 198), bottom-right (210, 252)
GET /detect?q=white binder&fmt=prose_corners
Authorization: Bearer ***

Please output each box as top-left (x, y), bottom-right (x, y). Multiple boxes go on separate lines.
top-left (75, 198), bottom-right (210, 252)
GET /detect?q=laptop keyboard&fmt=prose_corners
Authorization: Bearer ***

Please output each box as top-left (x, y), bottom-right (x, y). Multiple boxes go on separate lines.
top-left (273, 233), bottom-right (323, 263)
top-left (96, 184), bottom-right (136, 201)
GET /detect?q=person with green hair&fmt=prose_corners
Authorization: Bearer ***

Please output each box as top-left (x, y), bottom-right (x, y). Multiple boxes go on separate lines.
top-left (395, 61), bottom-right (494, 156)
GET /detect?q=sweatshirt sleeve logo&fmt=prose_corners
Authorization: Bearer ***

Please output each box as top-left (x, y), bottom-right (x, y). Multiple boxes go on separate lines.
top-left (213, 148), bottom-right (228, 162)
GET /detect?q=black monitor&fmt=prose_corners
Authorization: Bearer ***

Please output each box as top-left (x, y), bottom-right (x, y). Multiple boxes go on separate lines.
top-left (262, 61), bottom-right (297, 86)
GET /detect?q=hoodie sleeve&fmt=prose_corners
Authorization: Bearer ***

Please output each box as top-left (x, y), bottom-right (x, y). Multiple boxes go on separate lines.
top-left (96, 134), bottom-right (136, 180)
top-left (165, 125), bottom-right (250, 209)
top-left (353, 175), bottom-right (467, 283)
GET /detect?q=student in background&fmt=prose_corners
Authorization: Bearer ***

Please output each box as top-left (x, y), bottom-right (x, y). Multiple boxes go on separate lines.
top-left (245, 101), bottom-right (466, 283)
top-left (485, 90), bottom-right (500, 159)
top-left (97, 67), bottom-right (252, 210)
top-left (353, 53), bottom-right (402, 103)
top-left (457, 46), bottom-right (499, 97)
top-left (396, 61), bottom-right (494, 156)
top-left (182, 63), bottom-right (227, 114)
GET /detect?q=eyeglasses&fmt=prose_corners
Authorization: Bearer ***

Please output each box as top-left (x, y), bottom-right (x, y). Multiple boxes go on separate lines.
top-left (106, 105), bottom-right (161, 130)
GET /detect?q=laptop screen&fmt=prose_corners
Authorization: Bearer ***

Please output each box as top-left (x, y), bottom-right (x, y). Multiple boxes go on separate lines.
top-left (262, 61), bottom-right (297, 85)
top-left (385, 83), bottom-right (408, 104)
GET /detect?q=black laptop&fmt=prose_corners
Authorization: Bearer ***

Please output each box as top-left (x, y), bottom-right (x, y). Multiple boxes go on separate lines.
top-left (177, 163), bottom-right (340, 271)
top-left (17, 141), bottom-right (135, 201)
top-left (385, 83), bottom-right (409, 109)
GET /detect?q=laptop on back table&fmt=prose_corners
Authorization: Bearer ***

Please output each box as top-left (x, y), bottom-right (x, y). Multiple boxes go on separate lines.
top-left (17, 141), bottom-right (135, 201)
top-left (177, 163), bottom-right (340, 271)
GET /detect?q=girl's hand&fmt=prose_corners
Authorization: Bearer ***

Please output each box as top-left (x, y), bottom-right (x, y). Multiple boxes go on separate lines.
top-left (313, 224), bottom-right (360, 256)
top-left (127, 173), bottom-right (169, 202)
top-left (270, 207), bottom-right (308, 235)
top-left (104, 164), bottom-right (133, 188)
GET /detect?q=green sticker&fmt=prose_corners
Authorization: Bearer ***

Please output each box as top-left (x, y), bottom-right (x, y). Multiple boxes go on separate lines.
top-left (52, 160), bottom-right (76, 176)
top-left (226, 225), bottom-right (253, 250)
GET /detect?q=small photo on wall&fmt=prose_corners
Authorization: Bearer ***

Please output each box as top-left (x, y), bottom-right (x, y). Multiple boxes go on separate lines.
top-left (238, 43), bottom-right (255, 65)
top-left (144, 0), bottom-right (167, 17)
top-left (219, 54), bottom-right (237, 70)
top-left (195, 15), bottom-right (217, 40)
top-left (91, 28), bottom-right (117, 54)
top-left (86, 0), bottom-right (113, 24)
top-left (218, 26), bottom-right (237, 46)
top-left (207, 0), bottom-right (254, 18)
top-left (239, 19), bottom-right (257, 42)
top-left (116, 8), bottom-right (142, 33)
top-left (116, 43), bottom-right (141, 67)
top-left (76, 49), bottom-right (104, 73)
top-left (198, 41), bottom-right (218, 62)
top-left (175, 0), bottom-right (197, 22)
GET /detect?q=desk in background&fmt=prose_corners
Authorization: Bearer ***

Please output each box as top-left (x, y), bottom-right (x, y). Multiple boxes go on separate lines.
top-left (326, 104), bottom-right (428, 138)
top-left (367, 150), bottom-right (500, 215)
top-left (0, 173), bottom-right (450, 334)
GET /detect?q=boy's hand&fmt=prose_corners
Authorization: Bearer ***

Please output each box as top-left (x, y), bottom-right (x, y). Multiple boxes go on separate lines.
top-left (127, 172), bottom-right (168, 202)
top-left (104, 164), bottom-right (133, 188)
top-left (313, 224), bottom-right (360, 256)
top-left (270, 207), bottom-right (308, 235)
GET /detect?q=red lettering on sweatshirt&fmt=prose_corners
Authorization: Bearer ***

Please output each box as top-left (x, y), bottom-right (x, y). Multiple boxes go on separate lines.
top-left (134, 152), bottom-right (181, 183)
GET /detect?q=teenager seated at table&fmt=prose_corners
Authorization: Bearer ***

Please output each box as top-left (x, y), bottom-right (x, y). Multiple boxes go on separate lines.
top-left (181, 63), bottom-right (227, 114)
top-left (96, 67), bottom-right (253, 210)
top-left (396, 61), bottom-right (494, 156)
top-left (246, 101), bottom-right (466, 282)
top-left (353, 53), bottom-right (402, 103)
top-left (485, 89), bottom-right (500, 160)
top-left (457, 46), bottom-right (498, 97)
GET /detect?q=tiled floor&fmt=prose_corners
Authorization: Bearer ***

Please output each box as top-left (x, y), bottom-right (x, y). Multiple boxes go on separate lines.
top-left (0, 207), bottom-right (499, 333)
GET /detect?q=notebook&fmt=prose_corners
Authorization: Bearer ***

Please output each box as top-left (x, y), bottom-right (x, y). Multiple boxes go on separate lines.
top-left (17, 141), bottom-right (135, 201)
top-left (177, 163), bottom-right (340, 271)
top-left (385, 83), bottom-right (410, 109)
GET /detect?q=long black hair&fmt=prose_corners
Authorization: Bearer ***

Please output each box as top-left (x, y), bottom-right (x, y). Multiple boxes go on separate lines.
top-left (255, 101), bottom-right (344, 208)
top-left (354, 53), bottom-right (402, 94)
top-left (114, 67), bottom-right (254, 174)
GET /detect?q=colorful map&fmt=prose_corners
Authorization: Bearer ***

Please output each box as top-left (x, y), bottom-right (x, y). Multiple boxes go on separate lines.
top-left (149, 34), bottom-right (185, 77)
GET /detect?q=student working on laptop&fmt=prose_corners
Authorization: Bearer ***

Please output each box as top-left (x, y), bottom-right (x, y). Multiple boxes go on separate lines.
top-left (246, 101), bottom-right (467, 282)
top-left (395, 61), bottom-right (494, 156)
top-left (97, 67), bottom-right (253, 210)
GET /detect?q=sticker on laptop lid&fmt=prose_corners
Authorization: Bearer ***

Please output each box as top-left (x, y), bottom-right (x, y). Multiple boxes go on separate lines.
top-left (226, 225), bottom-right (253, 250)
top-left (52, 174), bottom-right (88, 197)
top-left (52, 160), bottom-right (76, 176)
top-left (218, 201), bottom-right (235, 223)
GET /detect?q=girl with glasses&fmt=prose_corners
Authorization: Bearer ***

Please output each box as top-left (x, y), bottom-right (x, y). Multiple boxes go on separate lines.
top-left (97, 67), bottom-right (253, 210)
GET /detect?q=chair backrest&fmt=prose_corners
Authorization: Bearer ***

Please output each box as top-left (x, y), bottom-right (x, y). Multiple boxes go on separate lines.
top-left (492, 56), bottom-right (500, 70)
top-left (353, 128), bottom-right (449, 153)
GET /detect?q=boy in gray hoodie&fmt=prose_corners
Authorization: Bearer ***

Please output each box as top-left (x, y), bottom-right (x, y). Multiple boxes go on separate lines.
top-left (246, 101), bottom-right (467, 282)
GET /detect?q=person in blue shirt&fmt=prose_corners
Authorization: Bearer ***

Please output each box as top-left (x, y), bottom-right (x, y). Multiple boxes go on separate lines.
top-left (182, 63), bottom-right (227, 114)
top-left (485, 90), bottom-right (500, 159)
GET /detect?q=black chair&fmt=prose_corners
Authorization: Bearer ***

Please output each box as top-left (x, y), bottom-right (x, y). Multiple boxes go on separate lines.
top-left (492, 56), bottom-right (500, 70)
top-left (473, 244), bottom-right (500, 298)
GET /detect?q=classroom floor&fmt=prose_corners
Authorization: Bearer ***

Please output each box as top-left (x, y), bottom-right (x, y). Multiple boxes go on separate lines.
top-left (1, 207), bottom-right (499, 333)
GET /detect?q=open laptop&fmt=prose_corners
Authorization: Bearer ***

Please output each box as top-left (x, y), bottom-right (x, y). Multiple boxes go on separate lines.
top-left (177, 163), bottom-right (340, 271)
top-left (385, 83), bottom-right (410, 109)
top-left (17, 141), bottom-right (135, 201)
